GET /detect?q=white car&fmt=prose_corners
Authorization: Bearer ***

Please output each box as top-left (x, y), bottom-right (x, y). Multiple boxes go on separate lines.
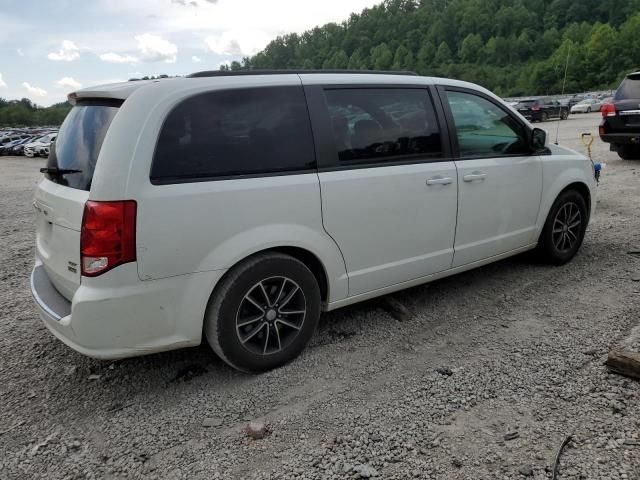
top-left (31, 71), bottom-right (598, 372)
top-left (24, 133), bottom-right (56, 157)
top-left (570, 98), bottom-right (603, 113)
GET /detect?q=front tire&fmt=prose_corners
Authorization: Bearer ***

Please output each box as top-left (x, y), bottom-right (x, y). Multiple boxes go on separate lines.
top-left (561, 110), bottom-right (568, 120)
top-left (204, 252), bottom-right (321, 373)
top-left (536, 190), bottom-right (588, 265)
top-left (587, 107), bottom-right (591, 113)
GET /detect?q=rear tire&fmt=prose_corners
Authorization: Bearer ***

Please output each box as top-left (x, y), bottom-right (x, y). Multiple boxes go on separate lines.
top-left (536, 190), bottom-right (588, 266)
top-left (541, 112), bottom-right (549, 122)
top-left (204, 252), bottom-right (321, 373)
top-left (617, 145), bottom-right (640, 160)
top-left (587, 107), bottom-right (591, 113)
top-left (561, 110), bottom-right (568, 120)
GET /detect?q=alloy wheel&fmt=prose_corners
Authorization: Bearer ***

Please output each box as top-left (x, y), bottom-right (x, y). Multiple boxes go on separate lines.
top-left (552, 202), bottom-right (582, 252)
top-left (235, 276), bottom-right (306, 355)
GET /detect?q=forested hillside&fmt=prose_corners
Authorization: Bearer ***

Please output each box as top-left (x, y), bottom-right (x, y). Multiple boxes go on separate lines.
top-left (237, 0), bottom-right (640, 96)
top-left (0, 98), bottom-right (71, 126)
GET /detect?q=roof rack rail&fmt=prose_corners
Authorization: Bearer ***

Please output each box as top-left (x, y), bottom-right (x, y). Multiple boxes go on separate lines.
top-left (187, 69), bottom-right (419, 78)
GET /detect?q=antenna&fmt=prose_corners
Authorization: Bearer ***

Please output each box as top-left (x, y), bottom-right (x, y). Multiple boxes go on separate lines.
top-left (555, 45), bottom-right (571, 145)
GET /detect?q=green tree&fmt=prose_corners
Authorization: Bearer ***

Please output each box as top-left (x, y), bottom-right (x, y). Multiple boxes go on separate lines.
top-left (370, 43), bottom-right (393, 70)
top-left (323, 50), bottom-right (349, 69)
top-left (584, 23), bottom-right (620, 87)
top-left (617, 13), bottom-right (640, 72)
top-left (236, 0), bottom-right (640, 96)
top-left (392, 45), bottom-right (414, 70)
top-left (415, 41), bottom-right (436, 74)
top-left (348, 48), bottom-right (368, 69)
top-left (459, 34), bottom-right (483, 63)
top-left (434, 41), bottom-right (453, 66)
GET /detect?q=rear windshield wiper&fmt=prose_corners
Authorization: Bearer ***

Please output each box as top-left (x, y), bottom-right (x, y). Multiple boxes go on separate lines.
top-left (39, 167), bottom-right (82, 175)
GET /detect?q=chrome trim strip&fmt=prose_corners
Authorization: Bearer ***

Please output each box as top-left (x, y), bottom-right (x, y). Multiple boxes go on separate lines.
top-left (619, 110), bottom-right (640, 116)
top-left (30, 267), bottom-right (63, 322)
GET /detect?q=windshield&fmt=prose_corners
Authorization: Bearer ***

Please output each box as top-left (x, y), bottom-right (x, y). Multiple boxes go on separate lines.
top-left (45, 99), bottom-right (121, 191)
top-left (615, 77), bottom-right (640, 100)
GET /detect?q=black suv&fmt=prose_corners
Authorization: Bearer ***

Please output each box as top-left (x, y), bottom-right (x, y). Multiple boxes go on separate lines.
top-left (515, 97), bottom-right (569, 122)
top-left (600, 72), bottom-right (640, 160)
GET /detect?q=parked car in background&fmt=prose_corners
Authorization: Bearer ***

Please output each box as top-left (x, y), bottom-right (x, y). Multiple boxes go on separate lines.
top-left (24, 133), bottom-right (56, 157)
top-left (0, 137), bottom-right (29, 155)
top-left (10, 136), bottom-right (38, 155)
top-left (0, 134), bottom-right (27, 146)
top-left (570, 98), bottom-right (603, 113)
top-left (564, 95), bottom-right (584, 108)
top-left (31, 71), bottom-right (597, 372)
top-left (515, 97), bottom-right (569, 122)
top-left (600, 71), bottom-right (640, 160)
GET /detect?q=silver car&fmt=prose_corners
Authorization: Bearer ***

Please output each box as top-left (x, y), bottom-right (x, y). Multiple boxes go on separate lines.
top-left (570, 98), bottom-right (603, 113)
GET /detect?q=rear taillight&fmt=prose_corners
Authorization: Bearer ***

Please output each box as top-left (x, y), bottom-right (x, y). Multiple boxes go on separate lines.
top-left (80, 200), bottom-right (136, 277)
top-left (531, 104), bottom-right (540, 111)
top-left (601, 102), bottom-right (616, 117)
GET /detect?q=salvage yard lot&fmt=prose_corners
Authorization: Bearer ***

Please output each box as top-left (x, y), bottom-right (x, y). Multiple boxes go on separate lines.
top-left (1, 112), bottom-right (639, 479)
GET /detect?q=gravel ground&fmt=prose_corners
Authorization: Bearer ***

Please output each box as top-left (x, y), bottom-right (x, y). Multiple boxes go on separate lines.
top-left (1, 112), bottom-right (639, 480)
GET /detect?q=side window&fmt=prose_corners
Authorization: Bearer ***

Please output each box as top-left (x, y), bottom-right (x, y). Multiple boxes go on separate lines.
top-left (446, 90), bottom-right (529, 158)
top-left (324, 88), bottom-right (442, 163)
top-left (151, 86), bottom-right (316, 181)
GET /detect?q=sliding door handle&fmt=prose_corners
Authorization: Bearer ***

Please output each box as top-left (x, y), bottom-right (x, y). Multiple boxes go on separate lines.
top-left (463, 171), bottom-right (487, 182)
top-left (426, 176), bottom-right (453, 186)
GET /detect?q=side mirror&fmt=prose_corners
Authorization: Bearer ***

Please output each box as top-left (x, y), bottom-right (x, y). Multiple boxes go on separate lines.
top-left (531, 127), bottom-right (547, 151)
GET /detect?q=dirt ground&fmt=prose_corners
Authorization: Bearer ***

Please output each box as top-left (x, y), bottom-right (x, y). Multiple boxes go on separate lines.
top-left (1, 112), bottom-right (639, 480)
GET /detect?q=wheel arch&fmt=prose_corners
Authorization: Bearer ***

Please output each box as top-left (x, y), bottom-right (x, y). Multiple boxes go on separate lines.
top-left (266, 246), bottom-right (329, 303)
top-left (537, 153), bottom-right (596, 228)
top-left (560, 181), bottom-right (591, 219)
top-left (536, 177), bottom-right (593, 244)
top-left (206, 245), bottom-right (334, 309)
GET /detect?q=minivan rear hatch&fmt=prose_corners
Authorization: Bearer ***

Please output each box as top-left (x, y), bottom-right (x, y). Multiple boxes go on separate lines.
top-left (34, 99), bottom-right (121, 299)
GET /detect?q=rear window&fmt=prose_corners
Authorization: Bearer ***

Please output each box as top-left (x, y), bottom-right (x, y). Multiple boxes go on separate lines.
top-left (614, 76), bottom-right (640, 100)
top-left (151, 86), bottom-right (316, 182)
top-left (45, 99), bottom-right (121, 191)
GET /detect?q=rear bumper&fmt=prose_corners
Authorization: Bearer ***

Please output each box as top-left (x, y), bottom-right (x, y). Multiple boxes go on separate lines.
top-left (30, 261), bottom-right (225, 359)
top-left (600, 133), bottom-right (640, 146)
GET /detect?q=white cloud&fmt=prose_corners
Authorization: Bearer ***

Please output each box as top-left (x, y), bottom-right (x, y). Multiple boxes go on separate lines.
top-left (22, 82), bottom-right (47, 97)
top-left (57, 77), bottom-right (82, 90)
top-left (16, 48), bottom-right (24, 57)
top-left (205, 30), bottom-right (270, 56)
top-left (0, 74), bottom-right (6, 88)
top-left (135, 33), bottom-right (177, 63)
top-left (99, 52), bottom-right (139, 64)
top-left (192, 55), bottom-right (201, 62)
top-left (48, 40), bottom-right (80, 61)
top-left (99, 34), bottom-right (177, 65)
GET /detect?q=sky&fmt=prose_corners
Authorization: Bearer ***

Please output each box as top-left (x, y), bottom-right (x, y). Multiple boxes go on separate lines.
top-left (0, 0), bottom-right (380, 106)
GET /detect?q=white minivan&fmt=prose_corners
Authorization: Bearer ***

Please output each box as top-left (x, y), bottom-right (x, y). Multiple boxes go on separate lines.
top-left (32, 71), bottom-right (597, 372)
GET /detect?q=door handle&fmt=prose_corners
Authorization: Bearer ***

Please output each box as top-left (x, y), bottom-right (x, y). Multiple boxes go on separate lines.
top-left (426, 176), bottom-right (453, 186)
top-left (463, 171), bottom-right (487, 182)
